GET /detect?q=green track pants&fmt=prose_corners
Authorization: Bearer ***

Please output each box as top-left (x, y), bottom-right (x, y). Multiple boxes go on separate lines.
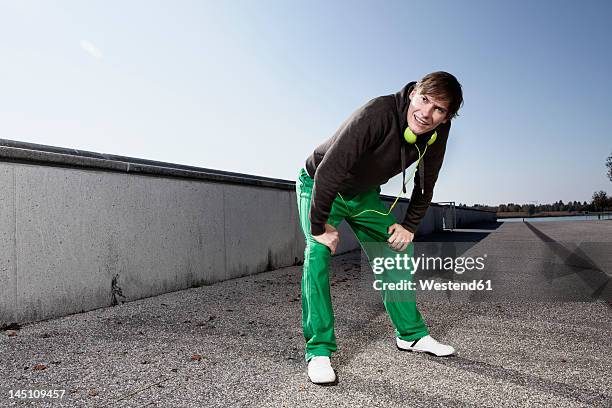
top-left (296, 168), bottom-right (429, 361)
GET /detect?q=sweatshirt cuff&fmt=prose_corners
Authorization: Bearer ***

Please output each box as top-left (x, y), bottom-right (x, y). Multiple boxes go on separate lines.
top-left (310, 222), bottom-right (325, 236)
top-left (401, 222), bottom-right (417, 234)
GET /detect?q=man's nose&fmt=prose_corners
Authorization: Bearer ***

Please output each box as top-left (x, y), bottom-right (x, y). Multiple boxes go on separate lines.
top-left (421, 103), bottom-right (434, 118)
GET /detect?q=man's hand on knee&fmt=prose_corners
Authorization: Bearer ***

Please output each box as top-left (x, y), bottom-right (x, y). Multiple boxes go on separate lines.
top-left (312, 224), bottom-right (340, 254)
top-left (387, 224), bottom-right (414, 252)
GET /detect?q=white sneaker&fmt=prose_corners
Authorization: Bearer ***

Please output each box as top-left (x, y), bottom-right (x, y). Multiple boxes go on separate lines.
top-left (307, 356), bottom-right (337, 385)
top-left (396, 335), bottom-right (456, 356)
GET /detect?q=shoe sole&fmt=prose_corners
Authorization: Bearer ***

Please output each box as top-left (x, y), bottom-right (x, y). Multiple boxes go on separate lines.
top-left (396, 345), bottom-right (456, 357)
top-left (309, 375), bottom-right (339, 386)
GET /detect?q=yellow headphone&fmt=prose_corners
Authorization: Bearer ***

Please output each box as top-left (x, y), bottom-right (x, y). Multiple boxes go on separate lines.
top-left (404, 126), bottom-right (437, 145)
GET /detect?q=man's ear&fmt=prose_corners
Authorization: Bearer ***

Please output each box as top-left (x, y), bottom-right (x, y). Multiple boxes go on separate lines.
top-left (441, 111), bottom-right (453, 124)
top-left (409, 88), bottom-right (416, 100)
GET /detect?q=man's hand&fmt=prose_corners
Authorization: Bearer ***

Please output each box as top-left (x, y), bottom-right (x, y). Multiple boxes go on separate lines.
top-left (387, 224), bottom-right (414, 252)
top-left (312, 223), bottom-right (340, 254)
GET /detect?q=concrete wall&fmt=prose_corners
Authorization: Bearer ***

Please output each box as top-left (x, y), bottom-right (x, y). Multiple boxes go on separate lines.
top-left (0, 139), bottom-right (496, 326)
top-left (455, 207), bottom-right (497, 227)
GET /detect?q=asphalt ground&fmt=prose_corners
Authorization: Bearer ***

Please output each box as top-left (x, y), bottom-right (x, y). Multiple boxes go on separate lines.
top-left (1, 220), bottom-right (611, 407)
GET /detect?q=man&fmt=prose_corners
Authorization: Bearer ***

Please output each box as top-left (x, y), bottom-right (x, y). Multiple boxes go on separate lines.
top-left (295, 71), bottom-right (463, 385)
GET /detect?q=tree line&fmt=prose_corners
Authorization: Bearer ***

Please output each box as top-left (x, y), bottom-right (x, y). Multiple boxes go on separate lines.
top-left (460, 198), bottom-right (611, 214)
top-left (456, 152), bottom-right (612, 214)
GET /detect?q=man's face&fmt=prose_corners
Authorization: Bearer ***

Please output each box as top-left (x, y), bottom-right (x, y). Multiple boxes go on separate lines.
top-left (407, 88), bottom-right (450, 135)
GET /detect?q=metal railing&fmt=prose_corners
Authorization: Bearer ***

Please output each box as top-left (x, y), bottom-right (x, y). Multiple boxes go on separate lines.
top-left (436, 201), bottom-right (457, 231)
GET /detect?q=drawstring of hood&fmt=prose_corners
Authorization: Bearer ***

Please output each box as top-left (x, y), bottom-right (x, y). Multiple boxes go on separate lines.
top-left (419, 153), bottom-right (425, 195)
top-left (401, 143), bottom-right (406, 193)
top-left (401, 142), bottom-right (428, 195)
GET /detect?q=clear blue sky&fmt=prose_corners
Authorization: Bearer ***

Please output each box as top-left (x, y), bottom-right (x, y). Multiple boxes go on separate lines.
top-left (1, 0), bottom-right (611, 206)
